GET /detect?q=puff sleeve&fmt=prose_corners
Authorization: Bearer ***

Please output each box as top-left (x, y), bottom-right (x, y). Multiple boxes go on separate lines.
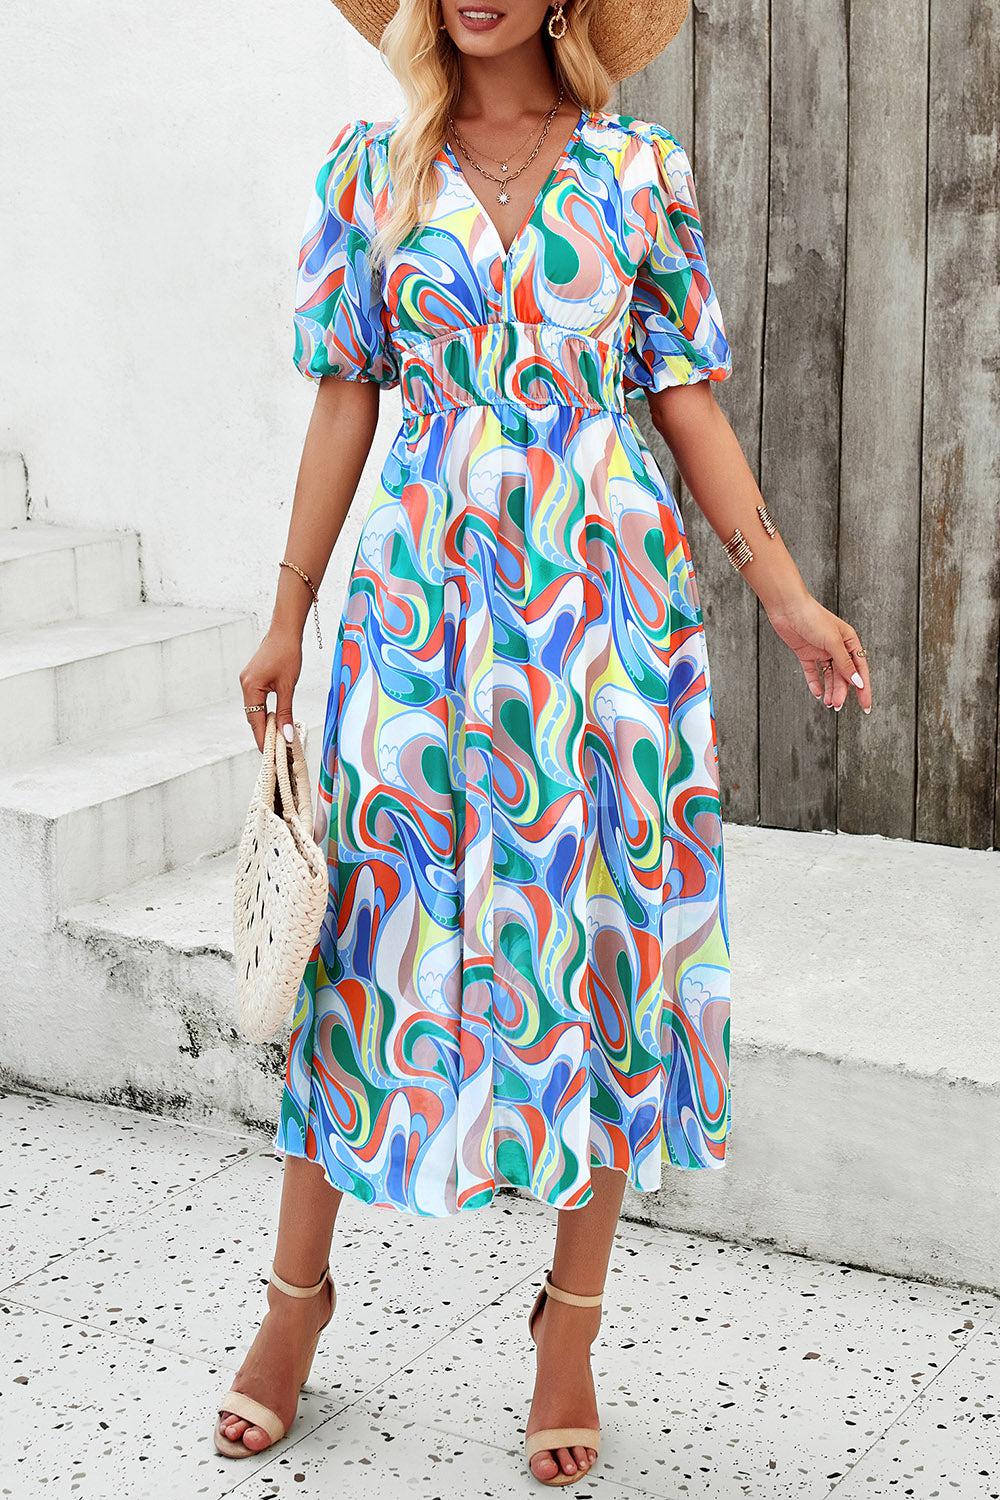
top-left (623, 128), bottom-right (732, 398)
top-left (292, 120), bottom-right (399, 387)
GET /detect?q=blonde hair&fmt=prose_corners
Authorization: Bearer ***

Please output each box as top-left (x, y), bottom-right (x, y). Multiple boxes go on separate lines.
top-left (368, 0), bottom-right (613, 270)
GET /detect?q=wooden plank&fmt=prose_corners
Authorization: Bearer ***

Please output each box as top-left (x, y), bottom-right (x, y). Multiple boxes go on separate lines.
top-left (995, 678), bottom-right (1000, 850)
top-left (688, 0), bottom-right (770, 826)
top-left (837, 0), bottom-right (928, 839)
top-left (758, 0), bottom-right (848, 831)
top-left (622, 2), bottom-right (770, 826)
top-left (916, 0), bottom-right (1000, 849)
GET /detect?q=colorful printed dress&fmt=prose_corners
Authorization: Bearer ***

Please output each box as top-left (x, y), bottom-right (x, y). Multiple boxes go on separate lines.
top-left (273, 107), bottom-right (733, 1216)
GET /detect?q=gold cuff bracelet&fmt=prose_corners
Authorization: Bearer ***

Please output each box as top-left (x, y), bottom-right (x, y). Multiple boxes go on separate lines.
top-left (757, 501), bottom-right (777, 537)
top-left (724, 527), bottom-right (753, 572)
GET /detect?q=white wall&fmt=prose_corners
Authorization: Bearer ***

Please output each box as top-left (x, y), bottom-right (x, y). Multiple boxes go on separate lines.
top-left (0, 1), bottom-right (403, 633)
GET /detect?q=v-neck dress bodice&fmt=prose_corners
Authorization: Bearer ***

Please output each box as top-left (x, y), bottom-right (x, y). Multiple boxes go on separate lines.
top-left (275, 109), bottom-right (734, 1217)
top-left (292, 109), bottom-right (731, 417)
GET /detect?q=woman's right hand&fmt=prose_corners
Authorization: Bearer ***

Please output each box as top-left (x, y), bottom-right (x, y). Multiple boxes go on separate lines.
top-left (239, 626), bottom-right (303, 751)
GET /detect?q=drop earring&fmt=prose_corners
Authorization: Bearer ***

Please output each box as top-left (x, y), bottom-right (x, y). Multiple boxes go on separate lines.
top-left (547, 3), bottom-right (568, 39)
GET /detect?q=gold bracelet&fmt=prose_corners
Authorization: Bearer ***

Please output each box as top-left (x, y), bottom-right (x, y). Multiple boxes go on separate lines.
top-left (757, 501), bottom-right (778, 538)
top-left (723, 527), bottom-right (753, 572)
top-left (279, 559), bottom-right (323, 649)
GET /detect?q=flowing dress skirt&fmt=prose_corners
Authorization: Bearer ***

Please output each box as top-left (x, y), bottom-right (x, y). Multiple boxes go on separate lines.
top-left (273, 398), bottom-right (731, 1216)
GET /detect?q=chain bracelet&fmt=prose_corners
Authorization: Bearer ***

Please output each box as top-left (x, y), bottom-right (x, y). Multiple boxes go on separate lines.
top-left (279, 560), bottom-right (323, 649)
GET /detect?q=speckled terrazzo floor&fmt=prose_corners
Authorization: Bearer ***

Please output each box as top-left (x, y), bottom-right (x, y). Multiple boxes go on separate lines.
top-left (3, 1089), bottom-right (998, 1500)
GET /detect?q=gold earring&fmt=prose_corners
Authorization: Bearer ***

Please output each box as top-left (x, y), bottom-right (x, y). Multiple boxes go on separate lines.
top-left (547, 3), bottom-right (568, 39)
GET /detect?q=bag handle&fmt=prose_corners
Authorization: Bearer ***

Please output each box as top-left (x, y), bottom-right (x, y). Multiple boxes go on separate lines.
top-left (260, 709), bottom-right (279, 809)
top-left (270, 712), bottom-right (310, 827)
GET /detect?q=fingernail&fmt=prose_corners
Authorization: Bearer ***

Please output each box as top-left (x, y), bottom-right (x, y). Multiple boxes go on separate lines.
top-left (283, 723), bottom-right (294, 743)
top-left (834, 702), bottom-right (842, 711)
top-left (863, 705), bottom-right (871, 714)
top-left (851, 671), bottom-right (864, 688)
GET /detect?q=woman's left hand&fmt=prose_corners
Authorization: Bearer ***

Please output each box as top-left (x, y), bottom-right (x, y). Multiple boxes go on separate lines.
top-left (765, 593), bottom-right (872, 712)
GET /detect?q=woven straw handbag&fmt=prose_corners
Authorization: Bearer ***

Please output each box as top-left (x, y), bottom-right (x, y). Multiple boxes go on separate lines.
top-left (233, 712), bottom-right (329, 1042)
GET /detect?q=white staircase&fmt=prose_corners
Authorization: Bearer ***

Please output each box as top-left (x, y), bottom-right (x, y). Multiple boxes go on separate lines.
top-left (0, 603), bottom-right (256, 755)
top-left (0, 523), bottom-right (142, 629)
top-left (0, 462), bottom-right (327, 1130)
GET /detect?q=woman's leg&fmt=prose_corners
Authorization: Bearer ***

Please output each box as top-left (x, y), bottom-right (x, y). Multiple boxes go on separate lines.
top-left (218, 1156), bottom-right (344, 1452)
top-left (526, 1165), bottom-right (627, 1483)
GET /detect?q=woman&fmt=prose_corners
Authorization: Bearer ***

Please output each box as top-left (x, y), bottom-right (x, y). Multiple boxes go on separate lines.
top-left (218, 0), bottom-right (872, 1485)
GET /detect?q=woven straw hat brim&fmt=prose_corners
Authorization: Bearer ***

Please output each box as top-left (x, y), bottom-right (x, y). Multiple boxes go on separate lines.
top-left (328, 1), bottom-right (689, 84)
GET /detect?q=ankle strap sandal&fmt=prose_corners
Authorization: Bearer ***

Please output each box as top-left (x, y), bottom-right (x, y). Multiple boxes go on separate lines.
top-left (525, 1269), bottom-right (604, 1486)
top-left (213, 1261), bottom-right (336, 1459)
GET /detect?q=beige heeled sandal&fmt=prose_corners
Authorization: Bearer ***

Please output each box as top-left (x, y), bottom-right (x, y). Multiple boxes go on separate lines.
top-left (524, 1268), bottom-right (604, 1487)
top-left (213, 1261), bottom-right (336, 1459)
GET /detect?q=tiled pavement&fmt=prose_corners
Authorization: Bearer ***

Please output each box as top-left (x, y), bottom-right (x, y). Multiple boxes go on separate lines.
top-left (3, 1088), bottom-right (997, 1500)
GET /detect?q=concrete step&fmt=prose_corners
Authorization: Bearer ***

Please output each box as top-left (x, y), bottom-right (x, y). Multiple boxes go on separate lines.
top-left (0, 604), bottom-right (259, 757)
top-left (56, 850), bottom-right (267, 1124)
top-left (65, 846), bottom-right (240, 961)
top-left (0, 685), bottom-right (328, 910)
top-left (60, 706), bottom-right (324, 969)
top-left (0, 523), bottom-right (141, 631)
top-left (37, 823), bottom-right (1000, 1295)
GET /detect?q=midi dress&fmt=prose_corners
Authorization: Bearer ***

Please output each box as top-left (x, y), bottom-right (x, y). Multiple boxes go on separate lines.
top-left (273, 107), bottom-right (733, 1217)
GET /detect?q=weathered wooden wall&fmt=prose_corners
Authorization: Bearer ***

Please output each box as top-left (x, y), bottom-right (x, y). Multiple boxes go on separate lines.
top-left (620, 0), bottom-right (1000, 850)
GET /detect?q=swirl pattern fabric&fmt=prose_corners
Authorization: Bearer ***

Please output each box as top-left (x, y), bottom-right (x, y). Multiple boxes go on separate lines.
top-left (275, 108), bottom-right (733, 1216)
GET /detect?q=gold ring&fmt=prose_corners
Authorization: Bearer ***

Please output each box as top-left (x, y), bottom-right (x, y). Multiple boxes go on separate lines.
top-left (244, 704), bottom-right (266, 715)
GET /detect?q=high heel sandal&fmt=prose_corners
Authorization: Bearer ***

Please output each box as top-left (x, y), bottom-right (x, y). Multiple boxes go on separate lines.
top-left (213, 1261), bottom-right (336, 1459)
top-left (524, 1268), bottom-right (604, 1487)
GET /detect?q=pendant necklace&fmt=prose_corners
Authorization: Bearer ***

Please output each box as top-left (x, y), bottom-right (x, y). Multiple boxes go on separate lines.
top-left (447, 88), bottom-right (565, 205)
top-left (455, 113), bottom-right (544, 178)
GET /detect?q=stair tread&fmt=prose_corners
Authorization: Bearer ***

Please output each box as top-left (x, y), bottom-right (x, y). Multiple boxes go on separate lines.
top-left (61, 823), bottom-right (1000, 1090)
top-left (0, 603), bottom-right (251, 674)
top-left (0, 683), bottom-right (329, 817)
top-left (0, 523), bottom-right (136, 561)
top-left (64, 848), bottom-right (239, 957)
top-left (723, 822), bottom-right (999, 1088)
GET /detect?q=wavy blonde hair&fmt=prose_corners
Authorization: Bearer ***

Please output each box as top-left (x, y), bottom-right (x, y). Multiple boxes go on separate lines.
top-left (368, 0), bottom-right (613, 270)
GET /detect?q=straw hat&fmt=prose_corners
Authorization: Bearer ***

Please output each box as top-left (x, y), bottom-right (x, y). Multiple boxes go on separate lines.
top-left (328, 1), bottom-right (689, 84)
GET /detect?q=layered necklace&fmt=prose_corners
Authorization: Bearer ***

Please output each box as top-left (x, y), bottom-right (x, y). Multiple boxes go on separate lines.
top-left (446, 87), bottom-right (565, 205)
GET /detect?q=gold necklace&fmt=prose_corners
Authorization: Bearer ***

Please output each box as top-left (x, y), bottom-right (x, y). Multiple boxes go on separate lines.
top-left (448, 89), bottom-right (563, 185)
top-left (450, 109), bottom-right (546, 176)
top-left (447, 89), bottom-right (565, 205)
